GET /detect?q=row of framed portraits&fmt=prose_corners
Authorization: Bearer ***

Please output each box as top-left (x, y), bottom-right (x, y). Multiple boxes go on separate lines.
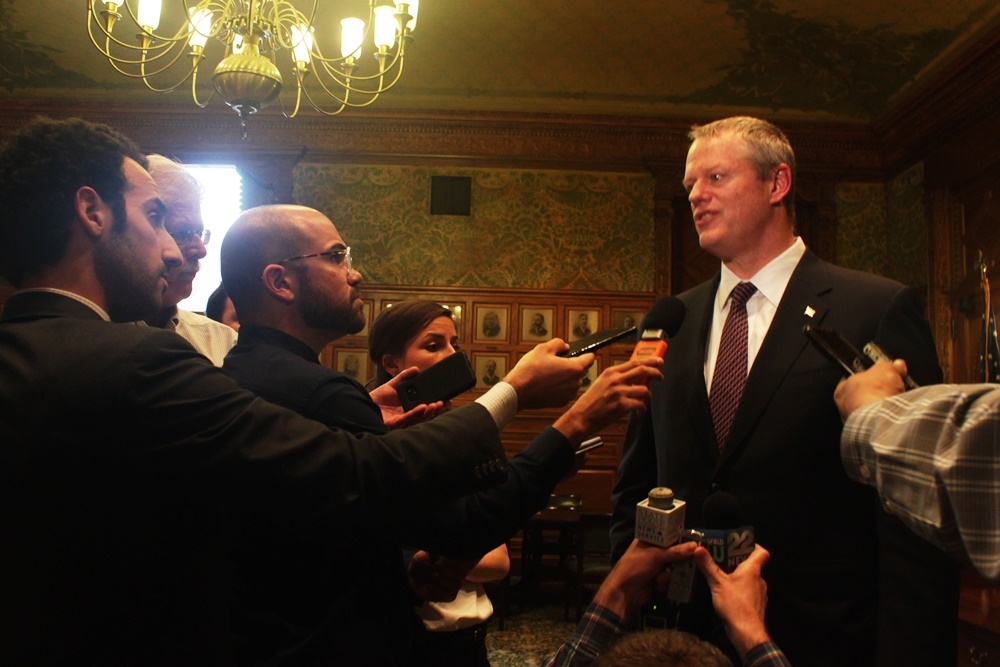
top-left (330, 347), bottom-right (631, 394)
top-left (347, 300), bottom-right (646, 345)
top-left (325, 289), bottom-right (656, 392)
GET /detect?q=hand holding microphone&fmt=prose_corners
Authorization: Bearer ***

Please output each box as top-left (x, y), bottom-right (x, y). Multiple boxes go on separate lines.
top-left (630, 296), bottom-right (687, 372)
top-left (695, 543), bottom-right (773, 659)
top-left (700, 491), bottom-right (756, 574)
top-left (647, 490), bottom-right (755, 604)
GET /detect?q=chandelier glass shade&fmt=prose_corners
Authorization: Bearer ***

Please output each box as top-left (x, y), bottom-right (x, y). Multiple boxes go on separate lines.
top-left (87, 0), bottom-right (418, 136)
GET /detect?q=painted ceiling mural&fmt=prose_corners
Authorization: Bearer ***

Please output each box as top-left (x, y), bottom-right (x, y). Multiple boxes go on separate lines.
top-left (2, 0), bottom-right (998, 121)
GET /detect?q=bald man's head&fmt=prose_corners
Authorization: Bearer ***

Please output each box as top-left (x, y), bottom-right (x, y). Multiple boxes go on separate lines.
top-left (220, 205), bottom-right (315, 320)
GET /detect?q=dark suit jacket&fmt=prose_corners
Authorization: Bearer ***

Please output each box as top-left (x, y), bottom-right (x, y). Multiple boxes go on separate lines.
top-left (0, 292), bottom-right (508, 666)
top-left (611, 251), bottom-right (958, 667)
top-left (223, 326), bottom-right (576, 666)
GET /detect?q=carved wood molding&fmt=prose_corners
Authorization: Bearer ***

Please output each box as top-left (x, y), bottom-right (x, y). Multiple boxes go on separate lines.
top-left (0, 100), bottom-right (883, 175)
top-left (876, 25), bottom-right (1000, 180)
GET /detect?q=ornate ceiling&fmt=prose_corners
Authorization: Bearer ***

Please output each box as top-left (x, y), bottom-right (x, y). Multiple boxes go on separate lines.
top-left (3, 0), bottom-right (1000, 124)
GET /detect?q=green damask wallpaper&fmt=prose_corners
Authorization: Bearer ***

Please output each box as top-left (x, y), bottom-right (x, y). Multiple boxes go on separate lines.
top-left (886, 163), bottom-right (929, 288)
top-left (834, 182), bottom-right (889, 274)
top-left (293, 164), bottom-right (655, 292)
top-left (834, 163), bottom-right (928, 286)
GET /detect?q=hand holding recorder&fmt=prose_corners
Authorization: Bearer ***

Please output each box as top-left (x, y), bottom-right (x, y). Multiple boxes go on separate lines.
top-left (503, 338), bottom-right (595, 410)
top-left (803, 324), bottom-right (918, 389)
top-left (834, 359), bottom-right (911, 421)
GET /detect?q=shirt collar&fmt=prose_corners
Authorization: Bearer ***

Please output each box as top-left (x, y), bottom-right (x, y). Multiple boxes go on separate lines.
top-left (717, 237), bottom-right (806, 310)
top-left (236, 325), bottom-right (322, 364)
top-left (17, 288), bottom-right (111, 321)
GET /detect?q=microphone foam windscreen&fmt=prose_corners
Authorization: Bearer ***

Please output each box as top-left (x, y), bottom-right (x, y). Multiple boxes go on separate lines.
top-left (640, 296), bottom-right (686, 338)
top-left (702, 491), bottom-right (742, 529)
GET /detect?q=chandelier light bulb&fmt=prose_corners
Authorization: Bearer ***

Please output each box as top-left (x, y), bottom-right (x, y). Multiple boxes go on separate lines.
top-left (291, 24), bottom-right (313, 65)
top-left (136, 0), bottom-right (161, 31)
top-left (187, 8), bottom-right (212, 49)
top-left (373, 6), bottom-right (397, 49)
top-left (340, 17), bottom-right (364, 60)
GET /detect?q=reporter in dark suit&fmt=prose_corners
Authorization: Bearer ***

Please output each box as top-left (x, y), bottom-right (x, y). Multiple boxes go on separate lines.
top-left (0, 117), bottom-right (598, 665)
top-left (219, 206), bottom-right (664, 665)
top-left (611, 116), bottom-right (957, 667)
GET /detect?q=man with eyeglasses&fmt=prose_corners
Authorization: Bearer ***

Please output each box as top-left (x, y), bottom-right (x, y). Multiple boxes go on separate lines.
top-left (219, 204), bottom-right (665, 665)
top-left (139, 154), bottom-right (237, 365)
top-left (0, 117), bottom-right (633, 665)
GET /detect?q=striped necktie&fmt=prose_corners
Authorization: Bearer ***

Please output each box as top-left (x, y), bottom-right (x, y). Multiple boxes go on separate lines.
top-left (709, 282), bottom-right (757, 449)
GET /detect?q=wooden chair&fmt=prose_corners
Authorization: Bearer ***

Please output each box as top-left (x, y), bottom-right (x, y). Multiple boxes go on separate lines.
top-left (566, 512), bottom-right (614, 621)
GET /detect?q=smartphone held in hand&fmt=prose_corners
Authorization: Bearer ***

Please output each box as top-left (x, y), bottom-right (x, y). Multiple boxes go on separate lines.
top-left (395, 352), bottom-right (477, 411)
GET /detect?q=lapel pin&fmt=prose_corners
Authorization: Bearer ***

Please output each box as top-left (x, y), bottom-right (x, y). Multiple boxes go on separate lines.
top-left (804, 306), bottom-right (816, 318)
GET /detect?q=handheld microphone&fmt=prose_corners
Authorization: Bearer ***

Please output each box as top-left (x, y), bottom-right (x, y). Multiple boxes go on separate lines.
top-left (635, 487), bottom-right (686, 548)
top-left (630, 296), bottom-right (686, 364)
top-left (700, 491), bottom-right (755, 574)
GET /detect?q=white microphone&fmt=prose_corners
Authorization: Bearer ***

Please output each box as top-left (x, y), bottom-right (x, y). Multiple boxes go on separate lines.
top-left (635, 487), bottom-right (686, 548)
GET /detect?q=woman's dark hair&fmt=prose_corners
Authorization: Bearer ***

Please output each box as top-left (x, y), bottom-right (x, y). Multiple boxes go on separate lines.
top-left (368, 300), bottom-right (454, 386)
top-left (0, 116), bottom-right (146, 286)
top-left (205, 282), bottom-right (231, 323)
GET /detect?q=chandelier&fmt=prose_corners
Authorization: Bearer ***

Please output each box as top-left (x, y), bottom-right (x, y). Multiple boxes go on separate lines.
top-left (87, 0), bottom-right (419, 137)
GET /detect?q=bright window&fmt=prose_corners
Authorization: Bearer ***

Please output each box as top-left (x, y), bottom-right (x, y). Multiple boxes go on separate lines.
top-left (176, 164), bottom-right (243, 313)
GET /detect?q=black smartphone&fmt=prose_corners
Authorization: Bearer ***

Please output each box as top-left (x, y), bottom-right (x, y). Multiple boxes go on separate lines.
top-left (803, 324), bottom-right (872, 376)
top-left (559, 326), bottom-right (637, 357)
top-left (395, 352), bottom-right (477, 411)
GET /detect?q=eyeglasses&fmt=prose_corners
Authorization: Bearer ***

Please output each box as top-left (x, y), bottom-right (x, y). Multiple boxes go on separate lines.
top-left (278, 247), bottom-right (353, 273)
top-left (169, 228), bottom-right (211, 246)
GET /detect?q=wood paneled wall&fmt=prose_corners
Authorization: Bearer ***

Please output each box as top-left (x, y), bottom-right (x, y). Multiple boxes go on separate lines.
top-left (2, 29), bottom-right (1000, 444)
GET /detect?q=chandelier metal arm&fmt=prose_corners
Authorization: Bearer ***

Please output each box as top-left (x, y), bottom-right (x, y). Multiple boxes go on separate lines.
top-left (308, 32), bottom-right (407, 79)
top-left (86, 0), bottom-right (420, 133)
top-left (88, 1), bottom-right (199, 51)
top-left (307, 54), bottom-right (406, 100)
top-left (189, 52), bottom-right (217, 107)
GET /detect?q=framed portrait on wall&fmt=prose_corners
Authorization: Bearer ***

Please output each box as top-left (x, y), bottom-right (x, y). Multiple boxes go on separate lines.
top-left (474, 353), bottom-right (508, 389)
top-left (474, 304), bottom-right (510, 343)
top-left (567, 309), bottom-right (599, 341)
top-left (352, 299), bottom-right (374, 337)
top-left (335, 349), bottom-right (369, 386)
top-left (520, 306), bottom-right (554, 342)
top-left (612, 309), bottom-right (644, 331)
top-left (439, 302), bottom-right (465, 342)
top-left (377, 300), bottom-right (465, 342)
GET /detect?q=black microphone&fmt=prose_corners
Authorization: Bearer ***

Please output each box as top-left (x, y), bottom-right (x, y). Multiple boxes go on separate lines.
top-left (630, 296), bottom-right (686, 364)
top-left (700, 492), bottom-right (755, 573)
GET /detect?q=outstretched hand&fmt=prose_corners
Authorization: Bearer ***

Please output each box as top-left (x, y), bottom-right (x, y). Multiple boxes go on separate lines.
top-left (591, 538), bottom-right (698, 623)
top-left (369, 366), bottom-right (447, 429)
top-left (553, 357), bottom-right (663, 445)
top-left (502, 339), bottom-right (594, 410)
top-left (694, 544), bottom-right (771, 658)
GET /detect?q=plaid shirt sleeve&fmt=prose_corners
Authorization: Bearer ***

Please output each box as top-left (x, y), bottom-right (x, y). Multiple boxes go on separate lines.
top-left (543, 603), bottom-right (625, 667)
top-left (743, 640), bottom-right (793, 667)
top-left (841, 383), bottom-right (1000, 582)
